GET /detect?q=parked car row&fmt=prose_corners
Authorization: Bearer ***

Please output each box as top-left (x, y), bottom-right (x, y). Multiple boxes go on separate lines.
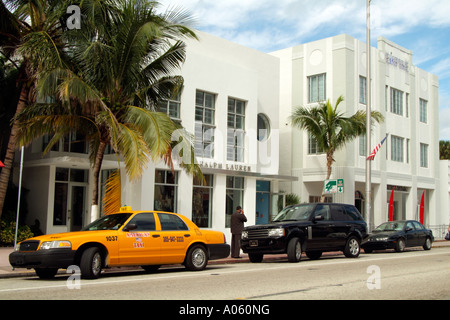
top-left (241, 203), bottom-right (434, 263)
top-left (9, 203), bottom-right (434, 280)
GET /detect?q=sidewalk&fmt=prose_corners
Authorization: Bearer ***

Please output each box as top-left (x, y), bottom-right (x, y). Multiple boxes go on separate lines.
top-left (1, 240), bottom-right (449, 279)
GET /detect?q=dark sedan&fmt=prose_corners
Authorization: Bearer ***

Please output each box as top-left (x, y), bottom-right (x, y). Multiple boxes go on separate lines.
top-left (362, 220), bottom-right (434, 253)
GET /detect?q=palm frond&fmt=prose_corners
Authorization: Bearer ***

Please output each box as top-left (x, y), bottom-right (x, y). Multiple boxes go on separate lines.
top-left (103, 169), bottom-right (122, 215)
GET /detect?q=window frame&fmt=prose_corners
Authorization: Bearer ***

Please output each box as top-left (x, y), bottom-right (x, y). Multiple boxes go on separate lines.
top-left (308, 73), bottom-right (326, 103)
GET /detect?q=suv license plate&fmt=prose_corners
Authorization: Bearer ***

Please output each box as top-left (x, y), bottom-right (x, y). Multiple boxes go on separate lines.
top-left (249, 240), bottom-right (258, 247)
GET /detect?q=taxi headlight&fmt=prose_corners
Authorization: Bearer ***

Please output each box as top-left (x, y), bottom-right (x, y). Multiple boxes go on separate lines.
top-left (268, 228), bottom-right (285, 238)
top-left (241, 231), bottom-right (248, 240)
top-left (39, 241), bottom-right (72, 250)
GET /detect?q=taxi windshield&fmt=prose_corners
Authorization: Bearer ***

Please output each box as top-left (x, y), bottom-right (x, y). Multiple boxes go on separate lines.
top-left (81, 213), bottom-right (132, 231)
top-left (273, 204), bottom-right (315, 222)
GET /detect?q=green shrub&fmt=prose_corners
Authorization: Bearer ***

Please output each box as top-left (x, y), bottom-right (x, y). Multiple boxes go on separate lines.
top-left (0, 221), bottom-right (34, 246)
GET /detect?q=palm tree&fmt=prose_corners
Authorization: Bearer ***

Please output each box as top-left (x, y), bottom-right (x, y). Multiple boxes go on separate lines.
top-left (16, 0), bottom-right (201, 216)
top-left (0, 0), bottom-right (70, 219)
top-left (291, 95), bottom-right (384, 201)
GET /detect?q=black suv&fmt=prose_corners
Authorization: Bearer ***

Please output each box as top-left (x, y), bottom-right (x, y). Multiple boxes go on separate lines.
top-left (241, 203), bottom-right (367, 263)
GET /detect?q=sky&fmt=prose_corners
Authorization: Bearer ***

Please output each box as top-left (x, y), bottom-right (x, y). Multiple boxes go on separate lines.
top-left (158, 0), bottom-right (450, 141)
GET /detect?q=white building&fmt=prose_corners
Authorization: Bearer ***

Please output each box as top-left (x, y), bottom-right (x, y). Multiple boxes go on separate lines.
top-left (440, 160), bottom-right (450, 235)
top-left (15, 32), bottom-right (448, 241)
top-left (18, 31), bottom-right (294, 241)
top-left (272, 34), bottom-right (444, 230)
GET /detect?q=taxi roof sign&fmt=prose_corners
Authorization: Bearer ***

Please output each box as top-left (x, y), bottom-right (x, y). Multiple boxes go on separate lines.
top-left (120, 206), bottom-right (132, 212)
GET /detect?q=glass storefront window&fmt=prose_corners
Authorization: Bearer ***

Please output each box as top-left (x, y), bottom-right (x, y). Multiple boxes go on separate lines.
top-left (225, 176), bottom-right (244, 228)
top-left (154, 170), bottom-right (178, 212)
top-left (192, 175), bottom-right (213, 228)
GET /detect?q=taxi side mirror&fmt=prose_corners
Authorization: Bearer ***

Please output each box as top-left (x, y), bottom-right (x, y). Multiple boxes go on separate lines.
top-left (123, 223), bottom-right (137, 232)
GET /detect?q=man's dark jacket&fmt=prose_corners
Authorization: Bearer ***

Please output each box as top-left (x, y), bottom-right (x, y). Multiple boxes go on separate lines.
top-left (230, 212), bottom-right (247, 235)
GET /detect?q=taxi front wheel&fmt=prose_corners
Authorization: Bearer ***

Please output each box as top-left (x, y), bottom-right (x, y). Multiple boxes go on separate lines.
top-left (80, 247), bottom-right (103, 279)
top-left (185, 244), bottom-right (208, 271)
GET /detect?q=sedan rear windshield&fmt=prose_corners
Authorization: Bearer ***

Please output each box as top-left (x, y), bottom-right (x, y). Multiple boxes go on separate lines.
top-left (374, 221), bottom-right (405, 232)
top-left (81, 213), bottom-right (132, 231)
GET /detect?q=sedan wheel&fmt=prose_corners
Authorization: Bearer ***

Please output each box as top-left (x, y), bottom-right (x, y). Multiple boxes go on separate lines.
top-left (395, 238), bottom-right (406, 252)
top-left (423, 237), bottom-right (432, 251)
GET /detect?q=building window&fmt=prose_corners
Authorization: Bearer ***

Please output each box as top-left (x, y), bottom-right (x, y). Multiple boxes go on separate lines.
top-left (391, 135), bottom-right (404, 162)
top-left (257, 113), bottom-right (271, 141)
top-left (308, 133), bottom-right (324, 154)
top-left (159, 92), bottom-right (181, 121)
top-left (359, 76), bottom-right (367, 105)
top-left (227, 98), bottom-right (245, 162)
top-left (308, 73), bottom-right (326, 103)
top-left (192, 175), bottom-right (213, 228)
top-left (195, 90), bottom-right (216, 158)
top-left (225, 176), bottom-right (244, 228)
top-left (309, 196), bottom-right (331, 203)
top-left (406, 139), bottom-right (410, 164)
top-left (53, 168), bottom-right (88, 226)
top-left (390, 88), bottom-right (404, 116)
top-left (406, 93), bottom-right (409, 117)
top-left (43, 132), bottom-right (88, 154)
top-left (419, 99), bottom-right (428, 123)
top-left (154, 170), bottom-right (178, 212)
top-left (359, 134), bottom-right (367, 157)
top-left (420, 143), bottom-right (428, 168)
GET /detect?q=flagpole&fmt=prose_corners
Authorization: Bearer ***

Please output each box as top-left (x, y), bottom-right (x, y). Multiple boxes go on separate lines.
top-left (13, 146), bottom-right (24, 251)
top-left (365, 0), bottom-right (372, 232)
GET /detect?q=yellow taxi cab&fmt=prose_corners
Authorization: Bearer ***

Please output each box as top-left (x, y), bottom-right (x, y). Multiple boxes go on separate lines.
top-left (9, 207), bottom-right (230, 279)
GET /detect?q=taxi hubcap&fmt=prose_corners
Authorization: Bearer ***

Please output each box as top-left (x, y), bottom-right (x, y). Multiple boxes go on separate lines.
top-left (192, 248), bottom-right (206, 268)
top-left (92, 252), bottom-right (102, 275)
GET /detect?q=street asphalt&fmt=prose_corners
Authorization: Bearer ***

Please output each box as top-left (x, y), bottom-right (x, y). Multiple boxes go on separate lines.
top-left (1, 240), bottom-right (449, 279)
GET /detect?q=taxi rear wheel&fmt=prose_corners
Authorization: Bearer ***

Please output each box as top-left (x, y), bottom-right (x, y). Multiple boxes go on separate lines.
top-left (80, 247), bottom-right (103, 279)
top-left (185, 244), bottom-right (208, 271)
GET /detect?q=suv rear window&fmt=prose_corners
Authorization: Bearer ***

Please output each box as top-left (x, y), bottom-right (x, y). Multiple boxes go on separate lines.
top-left (330, 205), bottom-right (362, 221)
top-left (344, 206), bottom-right (363, 221)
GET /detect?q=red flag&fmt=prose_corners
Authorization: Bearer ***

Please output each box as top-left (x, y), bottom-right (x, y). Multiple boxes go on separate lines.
top-left (0, 161), bottom-right (4, 168)
top-left (419, 191), bottom-right (425, 224)
top-left (388, 187), bottom-right (395, 221)
top-left (367, 136), bottom-right (387, 160)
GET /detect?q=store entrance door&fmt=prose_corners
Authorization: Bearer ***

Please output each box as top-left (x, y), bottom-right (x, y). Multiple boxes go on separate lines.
top-left (256, 181), bottom-right (270, 225)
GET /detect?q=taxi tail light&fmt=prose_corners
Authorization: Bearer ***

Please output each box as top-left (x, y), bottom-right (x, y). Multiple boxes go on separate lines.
top-left (223, 233), bottom-right (227, 243)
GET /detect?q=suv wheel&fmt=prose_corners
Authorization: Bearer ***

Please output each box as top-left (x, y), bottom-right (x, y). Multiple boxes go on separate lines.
top-left (248, 253), bottom-right (264, 263)
top-left (287, 237), bottom-right (302, 262)
top-left (344, 236), bottom-right (360, 258)
top-left (306, 251), bottom-right (322, 260)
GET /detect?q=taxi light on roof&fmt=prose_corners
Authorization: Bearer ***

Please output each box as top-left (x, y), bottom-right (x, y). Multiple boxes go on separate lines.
top-left (120, 206), bottom-right (132, 212)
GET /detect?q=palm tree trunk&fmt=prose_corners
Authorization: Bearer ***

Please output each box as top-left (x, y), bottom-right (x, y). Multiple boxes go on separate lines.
top-left (320, 151), bottom-right (334, 202)
top-left (0, 84), bottom-right (29, 219)
top-left (90, 141), bottom-right (107, 221)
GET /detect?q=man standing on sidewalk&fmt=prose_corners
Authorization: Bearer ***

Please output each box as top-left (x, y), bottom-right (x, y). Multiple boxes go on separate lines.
top-left (230, 206), bottom-right (247, 258)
